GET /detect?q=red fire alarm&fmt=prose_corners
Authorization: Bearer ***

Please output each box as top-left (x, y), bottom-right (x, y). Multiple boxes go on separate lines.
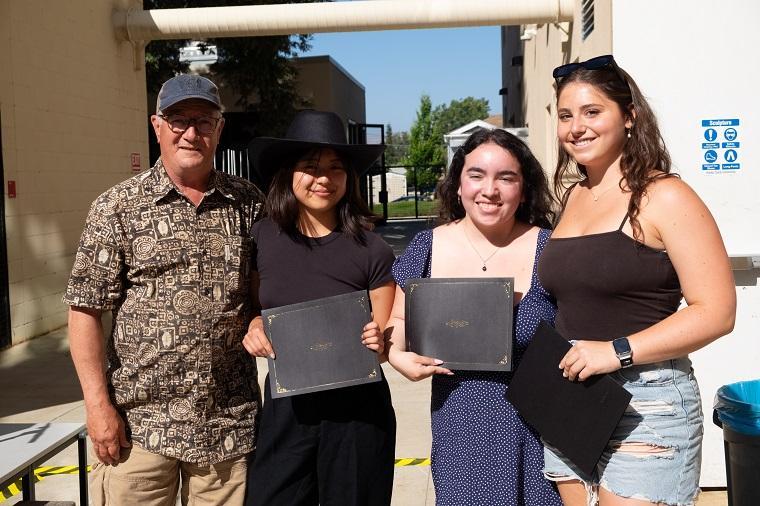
top-left (130, 152), bottom-right (141, 172)
top-left (7, 180), bottom-right (16, 198)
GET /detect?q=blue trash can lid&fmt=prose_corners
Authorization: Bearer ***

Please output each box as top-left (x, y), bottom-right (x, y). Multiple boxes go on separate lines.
top-left (716, 379), bottom-right (760, 413)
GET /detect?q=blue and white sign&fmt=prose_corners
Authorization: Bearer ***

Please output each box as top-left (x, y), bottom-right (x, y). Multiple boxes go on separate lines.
top-left (700, 119), bottom-right (741, 174)
top-left (701, 119), bottom-right (740, 127)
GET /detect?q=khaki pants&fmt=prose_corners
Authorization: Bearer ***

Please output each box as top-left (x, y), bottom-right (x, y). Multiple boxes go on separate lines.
top-left (90, 445), bottom-right (248, 506)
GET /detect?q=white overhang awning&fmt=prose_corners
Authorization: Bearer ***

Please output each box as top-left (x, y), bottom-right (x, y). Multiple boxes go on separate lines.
top-left (114, 0), bottom-right (573, 42)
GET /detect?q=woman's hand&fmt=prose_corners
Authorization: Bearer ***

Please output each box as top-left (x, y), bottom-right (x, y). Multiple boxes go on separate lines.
top-left (388, 349), bottom-right (453, 381)
top-left (559, 340), bottom-right (620, 381)
top-left (242, 316), bottom-right (275, 359)
top-left (362, 321), bottom-right (386, 354)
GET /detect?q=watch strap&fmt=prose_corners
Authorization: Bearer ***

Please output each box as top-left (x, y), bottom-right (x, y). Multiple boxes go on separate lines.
top-left (612, 336), bottom-right (634, 368)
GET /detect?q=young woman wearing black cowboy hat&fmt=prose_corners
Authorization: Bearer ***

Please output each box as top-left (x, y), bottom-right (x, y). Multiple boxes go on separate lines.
top-left (242, 110), bottom-right (396, 506)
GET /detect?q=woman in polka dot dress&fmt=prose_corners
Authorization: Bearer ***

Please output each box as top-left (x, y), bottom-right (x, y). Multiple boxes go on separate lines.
top-left (386, 128), bottom-right (562, 505)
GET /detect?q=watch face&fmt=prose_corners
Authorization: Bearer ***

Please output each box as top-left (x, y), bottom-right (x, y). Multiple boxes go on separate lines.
top-left (613, 337), bottom-right (631, 355)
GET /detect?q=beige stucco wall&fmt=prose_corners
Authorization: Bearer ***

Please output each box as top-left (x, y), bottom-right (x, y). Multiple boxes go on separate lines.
top-left (1, 0), bottom-right (148, 345)
top-left (521, 0), bottom-right (612, 179)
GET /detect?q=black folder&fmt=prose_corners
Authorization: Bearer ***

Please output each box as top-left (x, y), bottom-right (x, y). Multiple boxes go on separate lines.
top-left (405, 277), bottom-right (514, 371)
top-left (262, 290), bottom-right (381, 398)
top-left (506, 321), bottom-right (632, 477)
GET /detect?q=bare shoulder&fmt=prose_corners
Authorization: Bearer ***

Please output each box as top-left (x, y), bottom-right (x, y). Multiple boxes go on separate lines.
top-left (520, 222), bottom-right (541, 239)
top-left (645, 176), bottom-right (703, 208)
top-left (640, 175), bottom-right (723, 254)
top-left (432, 221), bottom-right (459, 241)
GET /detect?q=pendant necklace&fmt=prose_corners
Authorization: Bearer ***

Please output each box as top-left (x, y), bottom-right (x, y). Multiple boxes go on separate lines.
top-left (462, 224), bottom-right (504, 272)
top-left (588, 181), bottom-right (618, 202)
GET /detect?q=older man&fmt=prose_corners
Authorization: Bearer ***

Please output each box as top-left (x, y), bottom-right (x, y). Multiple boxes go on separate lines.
top-left (64, 74), bottom-right (264, 505)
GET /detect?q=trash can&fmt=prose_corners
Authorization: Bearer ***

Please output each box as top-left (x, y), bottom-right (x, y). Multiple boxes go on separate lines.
top-left (713, 379), bottom-right (760, 506)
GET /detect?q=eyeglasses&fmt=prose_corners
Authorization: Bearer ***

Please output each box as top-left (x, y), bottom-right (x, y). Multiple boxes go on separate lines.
top-left (158, 114), bottom-right (221, 135)
top-left (552, 55), bottom-right (628, 88)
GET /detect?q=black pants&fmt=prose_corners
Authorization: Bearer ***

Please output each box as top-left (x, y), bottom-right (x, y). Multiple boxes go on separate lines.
top-left (245, 374), bottom-right (396, 506)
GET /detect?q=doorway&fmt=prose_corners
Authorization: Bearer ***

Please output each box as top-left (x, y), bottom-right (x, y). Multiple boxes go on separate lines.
top-left (0, 110), bottom-right (11, 348)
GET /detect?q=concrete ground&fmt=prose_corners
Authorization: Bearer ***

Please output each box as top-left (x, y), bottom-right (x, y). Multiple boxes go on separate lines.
top-left (0, 219), bottom-right (727, 505)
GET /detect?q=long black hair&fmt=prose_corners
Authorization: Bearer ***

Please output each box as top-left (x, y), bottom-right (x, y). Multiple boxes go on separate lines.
top-left (436, 128), bottom-right (555, 229)
top-left (265, 147), bottom-right (377, 244)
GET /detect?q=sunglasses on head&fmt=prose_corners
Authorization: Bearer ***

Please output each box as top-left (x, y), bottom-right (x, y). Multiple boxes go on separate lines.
top-left (552, 55), bottom-right (628, 88)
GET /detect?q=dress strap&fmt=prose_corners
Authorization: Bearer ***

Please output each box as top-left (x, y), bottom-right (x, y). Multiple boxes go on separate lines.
top-left (618, 213), bottom-right (629, 231)
top-left (422, 236), bottom-right (432, 278)
top-left (530, 229), bottom-right (549, 284)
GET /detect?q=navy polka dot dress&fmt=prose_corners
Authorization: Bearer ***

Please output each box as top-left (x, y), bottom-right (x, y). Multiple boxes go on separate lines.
top-left (392, 228), bottom-right (561, 506)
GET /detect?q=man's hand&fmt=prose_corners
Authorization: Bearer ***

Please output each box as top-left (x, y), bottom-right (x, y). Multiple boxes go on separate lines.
top-left (242, 316), bottom-right (275, 358)
top-left (87, 402), bottom-right (130, 465)
top-left (68, 306), bottom-right (130, 464)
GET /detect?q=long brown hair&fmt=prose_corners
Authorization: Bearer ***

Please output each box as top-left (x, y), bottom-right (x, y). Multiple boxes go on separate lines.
top-left (554, 62), bottom-right (676, 240)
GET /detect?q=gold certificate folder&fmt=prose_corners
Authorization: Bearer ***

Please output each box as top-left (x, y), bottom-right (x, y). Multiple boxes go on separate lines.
top-left (405, 278), bottom-right (514, 371)
top-left (262, 290), bottom-right (381, 398)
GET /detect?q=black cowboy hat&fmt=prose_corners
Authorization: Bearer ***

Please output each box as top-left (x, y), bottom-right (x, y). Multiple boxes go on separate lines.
top-left (248, 110), bottom-right (385, 189)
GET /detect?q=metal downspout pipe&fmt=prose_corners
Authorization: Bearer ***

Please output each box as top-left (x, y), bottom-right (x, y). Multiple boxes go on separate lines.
top-left (114, 0), bottom-right (573, 42)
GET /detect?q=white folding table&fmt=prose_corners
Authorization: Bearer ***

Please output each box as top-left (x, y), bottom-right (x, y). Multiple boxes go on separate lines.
top-left (0, 423), bottom-right (87, 504)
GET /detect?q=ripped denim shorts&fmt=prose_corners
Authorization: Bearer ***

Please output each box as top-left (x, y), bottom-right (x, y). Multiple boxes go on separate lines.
top-left (543, 357), bottom-right (704, 506)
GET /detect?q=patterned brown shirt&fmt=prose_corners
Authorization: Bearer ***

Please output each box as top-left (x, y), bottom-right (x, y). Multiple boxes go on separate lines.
top-left (64, 159), bottom-right (264, 466)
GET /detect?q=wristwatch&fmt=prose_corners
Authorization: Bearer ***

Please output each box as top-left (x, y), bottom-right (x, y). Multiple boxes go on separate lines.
top-left (612, 336), bottom-right (634, 368)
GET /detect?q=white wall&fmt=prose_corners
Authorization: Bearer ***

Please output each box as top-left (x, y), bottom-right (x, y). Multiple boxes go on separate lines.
top-left (372, 170), bottom-right (407, 203)
top-left (613, 0), bottom-right (760, 486)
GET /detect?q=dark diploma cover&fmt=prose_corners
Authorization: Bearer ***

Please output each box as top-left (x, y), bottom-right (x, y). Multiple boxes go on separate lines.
top-left (507, 321), bottom-right (633, 477)
top-left (262, 290), bottom-right (381, 398)
top-left (404, 277), bottom-right (514, 371)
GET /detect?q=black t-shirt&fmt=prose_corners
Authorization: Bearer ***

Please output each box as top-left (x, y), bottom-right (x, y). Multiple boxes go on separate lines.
top-left (252, 218), bottom-right (395, 310)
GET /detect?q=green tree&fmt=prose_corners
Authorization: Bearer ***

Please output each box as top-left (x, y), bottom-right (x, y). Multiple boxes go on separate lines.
top-left (384, 124), bottom-right (409, 166)
top-left (405, 95), bottom-right (444, 190)
top-left (432, 96), bottom-right (490, 136)
top-left (144, 0), bottom-right (324, 137)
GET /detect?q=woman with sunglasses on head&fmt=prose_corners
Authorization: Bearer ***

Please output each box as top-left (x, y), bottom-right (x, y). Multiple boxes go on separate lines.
top-left (387, 128), bottom-right (562, 505)
top-left (537, 55), bottom-right (736, 505)
top-left (241, 110), bottom-right (396, 506)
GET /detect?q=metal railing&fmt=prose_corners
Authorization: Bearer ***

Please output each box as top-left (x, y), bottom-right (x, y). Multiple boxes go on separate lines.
top-left (368, 164), bottom-right (444, 220)
top-left (215, 148), bottom-right (252, 182)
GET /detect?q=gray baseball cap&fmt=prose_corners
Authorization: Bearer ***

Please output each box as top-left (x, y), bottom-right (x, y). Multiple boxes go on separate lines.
top-left (157, 74), bottom-right (222, 112)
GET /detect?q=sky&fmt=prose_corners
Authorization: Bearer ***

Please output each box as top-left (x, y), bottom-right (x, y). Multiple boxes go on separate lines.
top-left (296, 26), bottom-right (503, 133)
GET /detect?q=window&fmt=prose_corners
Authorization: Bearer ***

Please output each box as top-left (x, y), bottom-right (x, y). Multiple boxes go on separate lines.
top-left (581, 0), bottom-right (595, 40)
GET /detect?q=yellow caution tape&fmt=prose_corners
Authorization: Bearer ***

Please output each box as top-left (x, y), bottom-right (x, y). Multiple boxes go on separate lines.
top-left (394, 458), bottom-right (430, 466)
top-left (0, 465), bottom-right (91, 502)
top-left (1, 461), bottom-right (428, 502)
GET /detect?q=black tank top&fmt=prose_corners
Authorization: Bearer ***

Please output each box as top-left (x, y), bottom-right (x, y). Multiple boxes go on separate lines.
top-left (537, 215), bottom-right (682, 341)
